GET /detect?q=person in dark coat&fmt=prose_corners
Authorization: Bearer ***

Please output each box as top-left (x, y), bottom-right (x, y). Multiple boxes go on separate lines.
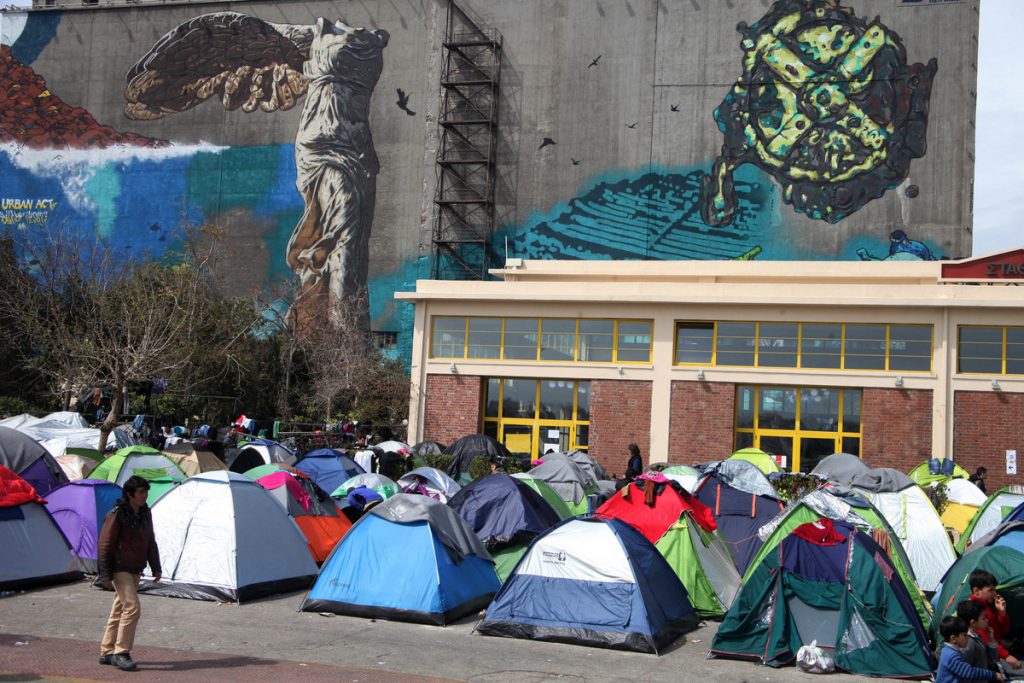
top-left (969, 467), bottom-right (988, 495)
top-left (97, 476), bottom-right (161, 672)
top-left (616, 443), bottom-right (645, 491)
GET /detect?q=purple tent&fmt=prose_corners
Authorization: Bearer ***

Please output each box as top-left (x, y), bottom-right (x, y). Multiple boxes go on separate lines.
top-left (0, 426), bottom-right (68, 496)
top-left (44, 479), bottom-right (122, 573)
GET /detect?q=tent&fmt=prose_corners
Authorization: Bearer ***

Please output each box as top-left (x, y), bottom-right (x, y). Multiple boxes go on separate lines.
top-left (527, 452), bottom-right (600, 516)
top-left (710, 519), bottom-right (935, 677)
top-left (397, 467), bottom-right (462, 503)
top-left (331, 473), bottom-right (401, 500)
top-left (139, 471), bottom-right (318, 602)
top-left (226, 439), bottom-right (296, 474)
top-left (0, 426), bottom-right (68, 496)
top-left (932, 545), bottom-right (1024, 638)
top-left (850, 468), bottom-right (956, 593)
top-left (43, 478), bottom-right (122, 573)
top-left (908, 458), bottom-right (970, 487)
top-left (661, 465), bottom-right (703, 493)
top-left (90, 446), bottom-right (188, 486)
top-left (374, 440), bottom-right (409, 453)
top-left (0, 466), bottom-right (82, 589)
top-left (162, 443), bottom-right (226, 477)
top-left (444, 434), bottom-right (511, 483)
top-left (597, 476), bottom-right (740, 618)
top-left (744, 485), bottom-right (931, 629)
top-left (693, 460), bottom-right (785, 575)
top-left (564, 450), bottom-right (610, 482)
top-left (145, 476), bottom-right (181, 506)
top-left (809, 453), bottom-right (870, 486)
top-left (55, 453), bottom-right (98, 481)
top-left (412, 440), bottom-right (445, 456)
top-left (964, 519), bottom-right (1024, 555)
top-left (937, 477), bottom-right (987, 534)
top-left (0, 413), bottom-right (136, 452)
top-left (726, 447), bottom-right (780, 475)
top-left (957, 486), bottom-right (1024, 553)
top-left (477, 516), bottom-right (700, 654)
top-left (301, 494), bottom-right (500, 624)
top-left (292, 449), bottom-right (364, 495)
top-left (448, 473), bottom-right (562, 581)
top-left (511, 474), bottom-right (574, 520)
top-left (255, 470), bottom-right (350, 563)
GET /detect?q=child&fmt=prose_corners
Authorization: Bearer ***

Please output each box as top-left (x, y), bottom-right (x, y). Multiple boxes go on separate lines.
top-left (969, 569), bottom-right (1023, 672)
top-left (959, 599), bottom-right (999, 680)
top-left (937, 616), bottom-right (1005, 683)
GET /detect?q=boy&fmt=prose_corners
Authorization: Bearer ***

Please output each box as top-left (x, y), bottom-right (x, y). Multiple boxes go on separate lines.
top-left (937, 616), bottom-right (1005, 683)
top-left (969, 569), bottom-right (1022, 672)
top-left (959, 599), bottom-right (999, 680)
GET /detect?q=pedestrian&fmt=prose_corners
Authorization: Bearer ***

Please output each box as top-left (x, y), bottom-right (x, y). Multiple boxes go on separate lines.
top-left (616, 443), bottom-right (645, 491)
top-left (969, 467), bottom-right (988, 495)
top-left (97, 475), bottom-right (161, 672)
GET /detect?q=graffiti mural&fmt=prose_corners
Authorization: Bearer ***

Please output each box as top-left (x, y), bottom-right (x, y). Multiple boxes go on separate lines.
top-left (701, 0), bottom-right (937, 227)
top-left (124, 12), bottom-right (389, 319)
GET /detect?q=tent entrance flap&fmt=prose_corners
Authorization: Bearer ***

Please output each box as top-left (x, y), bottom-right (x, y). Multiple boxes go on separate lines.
top-left (788, 595), bottom-right (839, 649)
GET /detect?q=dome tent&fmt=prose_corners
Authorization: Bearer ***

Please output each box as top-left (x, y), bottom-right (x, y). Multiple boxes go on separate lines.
top-left (444, 434), bottom-right (511, 484)
top-left (140, 471), bottom-right (318, 602)
top-left (810, 452), bottom-right (870, 486)
top-left (43, 478), bottom-right (122, 573)
top-left (0, 426), bottom-right (68, 496)
top-left (332, 472), bottom-right (401, 501)
top-left (90, 446), bottom-right (187, 487)
top-left (477, 516), bottom-right (700, 654)
top-left (227, 439), bottom-right (296, 474)
top-left (527, 452), bottom-right (600, 516)
top-left (957, 486), bottom-right (1024, 553)
top-left (725, 447), bottom-right (780, 475)
top-left (254, 470), bottom-right (351, 563)
top-left (397, 466), bottom-right (462, 503)
top-left (510, 473), bottom-right (573, 520)
top-left (301, 494), bottom-right (500, 624)
top-left (0, 466), bottom-right (82, 590)
top-left (292, 449), bottom-right (364, 495)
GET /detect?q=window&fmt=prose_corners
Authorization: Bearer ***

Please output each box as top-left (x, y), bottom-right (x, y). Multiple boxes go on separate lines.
top-left (959, 326), bottom-right (1024, 375)
top-left (675, 321), bottom-right (932, 372)
top-left (734, 385), bottom-right (863, 472)
top-left (431, 316), bottom-right (653, 365)
top-left (482, 378), bottom-right (591, 458)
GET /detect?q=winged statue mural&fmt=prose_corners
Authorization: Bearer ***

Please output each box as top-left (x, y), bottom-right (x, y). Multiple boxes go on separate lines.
top-left (124, 12), bottom-right (390, 325)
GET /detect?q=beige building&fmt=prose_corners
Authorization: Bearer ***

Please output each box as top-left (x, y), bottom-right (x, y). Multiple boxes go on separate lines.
top-left (397, 251), bottom-right (1024, 487)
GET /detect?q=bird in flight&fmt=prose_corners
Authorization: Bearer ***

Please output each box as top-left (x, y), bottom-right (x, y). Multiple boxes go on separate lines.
top-left (396, 88), bottom-right (416, 116)
top-left (570, 158), bottom-right (580, 166)
top-left (538, 137), bottom-right (557, 150)
top-left (625, 121), bottom-right (638, 129)
top-left (670, 104), bottom-right (679, 112)
top-left (588, 55), bottom-right (602, 68)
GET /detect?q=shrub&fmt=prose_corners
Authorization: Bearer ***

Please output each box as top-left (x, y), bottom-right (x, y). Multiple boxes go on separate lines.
top-left (770, 472), bottom-right (822, 502)
top-left (923, 482), bottom-right (949, 515)
top-left (422, 452), bottom-right (454, 471)
top-left (468, 455), bottom-right (492, 481)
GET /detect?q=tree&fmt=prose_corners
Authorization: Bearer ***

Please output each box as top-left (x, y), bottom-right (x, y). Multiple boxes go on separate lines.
top-left (0, 225), bottom-right (219, 451)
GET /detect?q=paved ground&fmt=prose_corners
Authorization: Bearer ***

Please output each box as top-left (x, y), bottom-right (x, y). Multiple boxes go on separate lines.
top-left (1, 580), bottom-right (904, 682)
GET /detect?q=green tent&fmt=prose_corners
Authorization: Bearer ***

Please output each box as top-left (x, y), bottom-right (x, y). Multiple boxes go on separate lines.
top-left (957, 487), bottom-right (1024, 554)
top-left (596, 481), bottom-right (740, 618)
top-left (242, 463), bottom-right (297, 480)
top-left (932, 546), bottom-right (1024, 639)
top-left (908, 459), bottom-right (969, 487)
top-left (91, 446), bottom-right (187, 486)
top-left (661, 465), bottom-right (703, 492)
top-left (743, 489), bottom-right (931, 630)
top-left (712, 522), bottom-right (935, 678)
top-left (511, 474), bottom-right (573, 520)
top-left (332, 473), bottom-right (402, 500)
top-left (66, 447), bottom-right (102, 462)
top-left (726, 448), bottom-right (780, 475)
top-left (146, 476), bottom-right (182, 506)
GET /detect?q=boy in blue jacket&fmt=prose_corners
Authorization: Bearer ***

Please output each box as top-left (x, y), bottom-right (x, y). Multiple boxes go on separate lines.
top-left (938, 616), bottom-right (1006, 683)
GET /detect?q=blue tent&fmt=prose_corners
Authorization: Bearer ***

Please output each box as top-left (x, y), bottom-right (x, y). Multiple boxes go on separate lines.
top-left (300, 494), bottom-right (500, 624)
top-left (965, 518), bottom-right (1024, 555)
top-left (477, 517), bottom-right (699, 653)
top-left (694, 462), bottom-right (784, 575)
top-left (448, 473), bottom-right (562, 581)
top-left (293, 449), bottom-right (364, 496)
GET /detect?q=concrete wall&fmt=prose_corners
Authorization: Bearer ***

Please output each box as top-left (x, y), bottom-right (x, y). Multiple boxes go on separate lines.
top-left (0, 0), bottom-right (979, 356)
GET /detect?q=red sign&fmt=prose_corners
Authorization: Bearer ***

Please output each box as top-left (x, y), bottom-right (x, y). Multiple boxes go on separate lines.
top-left (941, 248), bottom-right (1024, 280)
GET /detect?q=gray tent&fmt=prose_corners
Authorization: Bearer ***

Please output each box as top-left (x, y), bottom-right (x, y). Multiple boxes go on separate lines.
top-left (850, 467), bottom-right (917, 493)
top-left (0, 426), bottom-right (68, 496)
top-left (810, 453), bottom-right (871, 486)
top-left (527, 453), bottom-right (598, 513)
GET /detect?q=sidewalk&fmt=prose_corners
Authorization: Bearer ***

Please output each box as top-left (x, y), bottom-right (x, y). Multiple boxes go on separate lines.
top-left (0, 633), bottom-right (454, 682)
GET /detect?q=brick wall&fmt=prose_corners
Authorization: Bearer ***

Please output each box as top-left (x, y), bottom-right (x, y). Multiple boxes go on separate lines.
top-left (953, 391), bottom-right (1024, 491)
top-left (589, 379), bottom-right (652, 478)
top-left (422, 374), bottom-right (483, 446)
top-left (668, 380), bottom-right (736, 464)
top-left (861, 388), bottom-right (933, 472)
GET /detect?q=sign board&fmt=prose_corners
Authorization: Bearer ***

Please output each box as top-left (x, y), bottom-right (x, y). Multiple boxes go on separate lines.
top-left (1008, 450), bottom-right (1018, 476)
top-left (941, 249), bottom-right (1024, 281)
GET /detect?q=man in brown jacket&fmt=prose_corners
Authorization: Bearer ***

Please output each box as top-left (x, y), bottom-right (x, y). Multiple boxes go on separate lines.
top-left (97, 475), bottom-right (161, 672)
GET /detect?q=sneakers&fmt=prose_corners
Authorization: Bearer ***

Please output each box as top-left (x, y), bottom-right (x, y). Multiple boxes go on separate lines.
top-left (98, 654), bottom-right (113, 665)
top-left (110, 653), bottom-right (138, 671)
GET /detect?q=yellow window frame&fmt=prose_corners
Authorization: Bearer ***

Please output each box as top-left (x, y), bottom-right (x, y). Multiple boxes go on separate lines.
top-left (481, 377), bottom-right (591, 458)
top-left (957, 325), bottom-right (1024, 376)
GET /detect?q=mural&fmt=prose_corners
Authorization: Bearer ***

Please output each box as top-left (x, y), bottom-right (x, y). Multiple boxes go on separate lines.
top-left (124, 12), bottom-right (389, 320)
top-left (700, 0), bottom-right (937, 227)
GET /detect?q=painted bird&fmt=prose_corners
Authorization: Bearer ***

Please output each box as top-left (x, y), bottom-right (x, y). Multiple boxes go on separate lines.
top-left (570, 158), bottom-right (580, 166)
top-left (588, 55), bottom-right (602, 68)
top-left (670, 104), bottom-right (679, 112)
top-left (396, 88), bottom-right (416, 116)
top-left (625, 121), bottom-right (638, 129)
top-left (538, 137), bottom-right (556, 150)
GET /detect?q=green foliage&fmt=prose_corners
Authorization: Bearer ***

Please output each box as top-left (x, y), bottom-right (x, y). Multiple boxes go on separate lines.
top-left (501, 455), bottom-right (528, 475)
top-left (468, 455), bottom-right (492, 481)
top-left (924, 482), bottom-right (949, 515)
top-left (770, 472), bottom-right (823, 502)
top-left (0, 395), bottom-right (38, 417)
top-left (422, 453), bottom-right (455, 471)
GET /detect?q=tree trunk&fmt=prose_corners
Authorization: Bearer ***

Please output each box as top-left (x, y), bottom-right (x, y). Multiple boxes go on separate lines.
top-left (97, 376), bottom-right (124, 453)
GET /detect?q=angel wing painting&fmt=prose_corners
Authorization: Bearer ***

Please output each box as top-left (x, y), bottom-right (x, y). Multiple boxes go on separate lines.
top-left (124, 12), bottom-right (390, 322)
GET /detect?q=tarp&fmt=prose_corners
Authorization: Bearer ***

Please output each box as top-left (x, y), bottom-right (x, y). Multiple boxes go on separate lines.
top-left (478, 516), bottom-right (700, 654)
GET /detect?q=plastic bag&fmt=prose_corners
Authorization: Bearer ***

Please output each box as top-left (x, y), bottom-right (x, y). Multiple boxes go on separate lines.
top-left (796, 640), bottom-right (835, 674)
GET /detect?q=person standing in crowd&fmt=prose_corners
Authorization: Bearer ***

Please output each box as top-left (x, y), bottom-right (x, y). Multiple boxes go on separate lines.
top-left (97, 476), bottom-right (161, 672)
top-left (970, 467), bottom-right (988, 495)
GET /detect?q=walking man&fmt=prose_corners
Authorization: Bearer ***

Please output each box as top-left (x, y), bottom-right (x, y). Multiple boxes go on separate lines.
top-left (97, 475), bottom-right (161, 671)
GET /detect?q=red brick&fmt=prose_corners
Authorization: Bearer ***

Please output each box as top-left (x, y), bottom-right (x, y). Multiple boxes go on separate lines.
top-left (668, 380), bottom-right (736, 464)
top-left (422, 374), bottom-right (483, 446)
top-left (589, 379), bottom-right (652, 478)
top-left (861, 388), bottom-right (933, 472)
top-left (953, 391), bottom-right (1024, 491)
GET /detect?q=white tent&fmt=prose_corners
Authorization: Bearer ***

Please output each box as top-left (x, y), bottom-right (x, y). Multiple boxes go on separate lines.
top-left (140, 471), bottom-right (318, 602)
top-left (0, 413), bottom-right (136, 452)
